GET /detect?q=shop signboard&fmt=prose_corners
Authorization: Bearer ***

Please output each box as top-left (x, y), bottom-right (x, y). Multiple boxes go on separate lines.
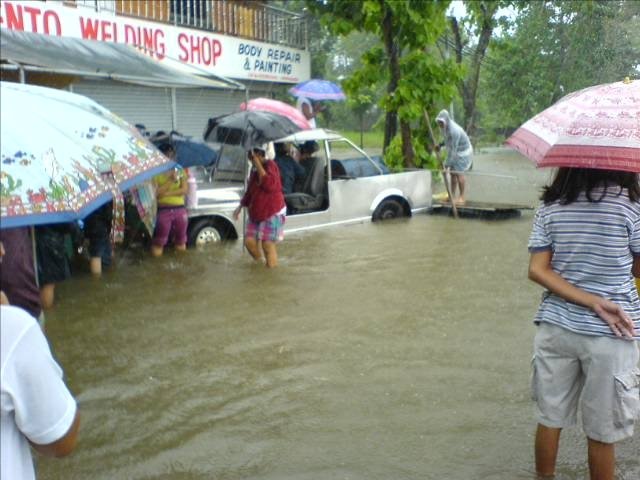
top-left (0, 0), bottom-right (310, 83)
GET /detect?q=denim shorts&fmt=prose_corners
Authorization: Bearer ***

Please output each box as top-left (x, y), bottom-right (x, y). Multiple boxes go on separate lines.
top-left (531, 322), bottom-right (640, 443)
top-left (245, 213), bottom-right (285, 243)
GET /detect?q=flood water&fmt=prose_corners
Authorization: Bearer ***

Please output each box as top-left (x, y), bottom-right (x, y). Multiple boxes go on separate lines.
top-left (39, 149), bottom-right (639, 480)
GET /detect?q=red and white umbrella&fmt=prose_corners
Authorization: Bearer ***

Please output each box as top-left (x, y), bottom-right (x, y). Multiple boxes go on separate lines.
top-left (505, 79), bottom-right (640, 173)
top-left (240, 97), bottom-right (312, 130)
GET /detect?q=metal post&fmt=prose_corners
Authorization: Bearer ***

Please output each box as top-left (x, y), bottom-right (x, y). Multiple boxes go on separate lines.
top-left (171, 88), bottom-right (178, 131)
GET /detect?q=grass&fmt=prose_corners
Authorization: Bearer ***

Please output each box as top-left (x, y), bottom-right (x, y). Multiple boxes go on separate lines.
top-left (340, 130), bottom-right (385, 151)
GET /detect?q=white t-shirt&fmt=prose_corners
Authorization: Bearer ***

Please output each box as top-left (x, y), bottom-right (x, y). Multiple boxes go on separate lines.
top-left (1, 305), bottom-right (77, 480)
top-left (296, 97), bottom-right (316, 128)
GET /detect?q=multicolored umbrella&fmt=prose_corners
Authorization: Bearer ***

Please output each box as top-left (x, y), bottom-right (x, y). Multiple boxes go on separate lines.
top-left (289, 79), bottom-right (346, 101)
top-left (240, 98), bottom-right (312, 130)
top-left (0, 81), bottom-right (174, 229)
top-left (505, 79), bottom-right (640, 173)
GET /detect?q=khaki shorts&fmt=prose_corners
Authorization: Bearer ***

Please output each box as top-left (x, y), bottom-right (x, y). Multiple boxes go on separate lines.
top-left (532, 322), bottom-right (640, 443)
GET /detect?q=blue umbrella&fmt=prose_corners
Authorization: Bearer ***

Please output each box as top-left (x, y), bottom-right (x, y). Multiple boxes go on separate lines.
top-left (151, 132), bottom-right (218, 169)
top-left (289, 79), bottom-right (346, 101)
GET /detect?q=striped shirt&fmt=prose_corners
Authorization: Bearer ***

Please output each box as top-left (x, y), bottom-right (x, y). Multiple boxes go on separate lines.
top-left (528, 187), bottom-right (640, 339)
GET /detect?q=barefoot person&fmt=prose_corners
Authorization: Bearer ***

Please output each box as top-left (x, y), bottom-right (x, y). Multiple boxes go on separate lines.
top-left (233, 143), bottom-right (286, 268)
top-left (151, 143), bottom-right (189, 257)
top-left (435, 109), bottom-right (473, 205)
top-left (527, 167), bottom-right (639, 479)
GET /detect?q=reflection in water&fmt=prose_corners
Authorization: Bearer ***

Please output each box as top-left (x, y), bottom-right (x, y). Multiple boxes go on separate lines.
top-left (39, 151), bottom-right (638, 480)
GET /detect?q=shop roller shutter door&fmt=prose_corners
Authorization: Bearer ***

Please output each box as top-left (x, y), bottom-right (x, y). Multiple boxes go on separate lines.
top-left (175, 88), bottom-right (274, 139)
top-left (71, 80), bottom-right (173, 135)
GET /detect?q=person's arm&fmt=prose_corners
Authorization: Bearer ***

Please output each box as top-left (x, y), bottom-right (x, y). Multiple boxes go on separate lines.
top-left (7, 313), bottom-right (80, 458)
top-left (528, 250), bottom-right (635, 338)
top-left (234, 173), bottom-right (254, 219)
top-left (252, 156), bottom-right (267, 184)
top-left (1, 290), bottom-right (9, 305)
top-left (301, 101), bottom-right (315, 121)
top-left (257, 162), bottom-right (282, 192)
top-left (30, 411), bottom-right (80, 458)
top-left (157, 172), bottom-right (188, 199)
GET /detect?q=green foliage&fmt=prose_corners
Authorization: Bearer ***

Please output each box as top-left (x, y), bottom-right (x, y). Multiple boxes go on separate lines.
top-left (307, 0), bottom-right (463, 166)
top-left (383, 133), bottom-right (439, 172)
top-left (478, 0), bottom-right (640, 136)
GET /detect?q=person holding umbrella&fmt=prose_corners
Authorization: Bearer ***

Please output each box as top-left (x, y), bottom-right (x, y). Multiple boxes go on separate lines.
top-left (290, 79), bottom-right (346, 129)
top-left (527, 168), bottom-right (639, 479)
top-left (506, 79), bottom-right (640, 479)
top-left (296, 96), bottom-right (324, 128)
top-left (233, 143), bottom-right (286, 268)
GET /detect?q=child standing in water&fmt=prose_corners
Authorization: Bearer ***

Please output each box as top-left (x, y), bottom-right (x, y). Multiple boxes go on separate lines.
top-left (527, 168), bottom-right (640, 479)
top-left (233, 142), bottom-right (286, 268)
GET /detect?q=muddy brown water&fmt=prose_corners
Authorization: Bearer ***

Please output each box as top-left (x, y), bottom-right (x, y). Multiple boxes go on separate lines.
top-left (38, 149), bottom-right (639, 479)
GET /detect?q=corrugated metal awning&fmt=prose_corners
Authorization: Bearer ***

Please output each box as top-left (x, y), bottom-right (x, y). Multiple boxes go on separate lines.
top-left (0, 28), bottom-right (244, 90)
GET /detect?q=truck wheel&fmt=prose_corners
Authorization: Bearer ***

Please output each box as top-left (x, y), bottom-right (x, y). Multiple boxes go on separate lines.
top-left (188, 219), bottom-right (224, 247)
top-left (373, 199), bottom-right (404, 221)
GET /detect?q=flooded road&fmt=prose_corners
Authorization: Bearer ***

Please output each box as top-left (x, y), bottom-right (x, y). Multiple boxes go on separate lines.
top-left (39, 150), bottom-right (639, 480)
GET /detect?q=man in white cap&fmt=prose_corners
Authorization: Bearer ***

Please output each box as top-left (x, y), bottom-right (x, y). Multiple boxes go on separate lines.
top-left (233, 142), bottom-right (287, 268)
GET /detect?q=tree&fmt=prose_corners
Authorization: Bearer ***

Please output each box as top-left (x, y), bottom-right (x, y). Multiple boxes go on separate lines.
top-left (308, 0), bottom-right (461, 168)
top-left (326, 31), bottom-right (385, 135)
top-left (479, 0), bottom-right (640, 136)
top-left (446, 0), bottom-right (514, 138)
top-left (273, 0), bottom-right (336, 78)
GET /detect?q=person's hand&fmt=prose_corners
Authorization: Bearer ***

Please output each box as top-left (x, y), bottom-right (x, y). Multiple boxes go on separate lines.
top-left (592, 298), bottom-right (635, 338)
top-left (0, 290), bottom-right (9, 305)
top-left (233, 206), bottom-right (242, 221)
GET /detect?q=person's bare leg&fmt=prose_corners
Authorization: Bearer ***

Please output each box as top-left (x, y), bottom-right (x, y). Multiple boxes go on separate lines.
top-left (587, 438), bottom-right (615, 480)
top-left (457, 174), bottom-right (467, 204)
top-left (175, 244), bottom-right (187, 252)
top-left (262, 241), bottom-right (278, 268)
top-left (40, 283), bottom-right (55, 309)
top-left (535, 424), bottom-right (561, 477)
top-left (244, 237), bottom-right (263, 262)
top-left (150, 246), bottom-right (163, 258)
top-left (443, 168), bottom-right (452, 202)
top-left (89, 256), bottom-right (103, 274)
top-left (448, 172), bottom-right (458, 202)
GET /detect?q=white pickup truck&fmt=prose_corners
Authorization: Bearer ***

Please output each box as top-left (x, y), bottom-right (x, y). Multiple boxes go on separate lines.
top-left (186, 129), bottom-right (432, 246)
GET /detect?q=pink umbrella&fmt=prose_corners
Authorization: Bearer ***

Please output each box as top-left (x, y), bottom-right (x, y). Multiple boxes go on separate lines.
top-left (505, 79), bottom-right (640, 173)
top-left (240, 97), bottom-right (312, 130)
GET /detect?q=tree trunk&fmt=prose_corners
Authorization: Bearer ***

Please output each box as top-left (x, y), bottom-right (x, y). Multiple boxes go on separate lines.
top-left (450, 4), bottom-right (497, 139)
top-left (400, 120), bottom-right (415, 168)
top-left (381, 1), bottom-right (399, 155)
